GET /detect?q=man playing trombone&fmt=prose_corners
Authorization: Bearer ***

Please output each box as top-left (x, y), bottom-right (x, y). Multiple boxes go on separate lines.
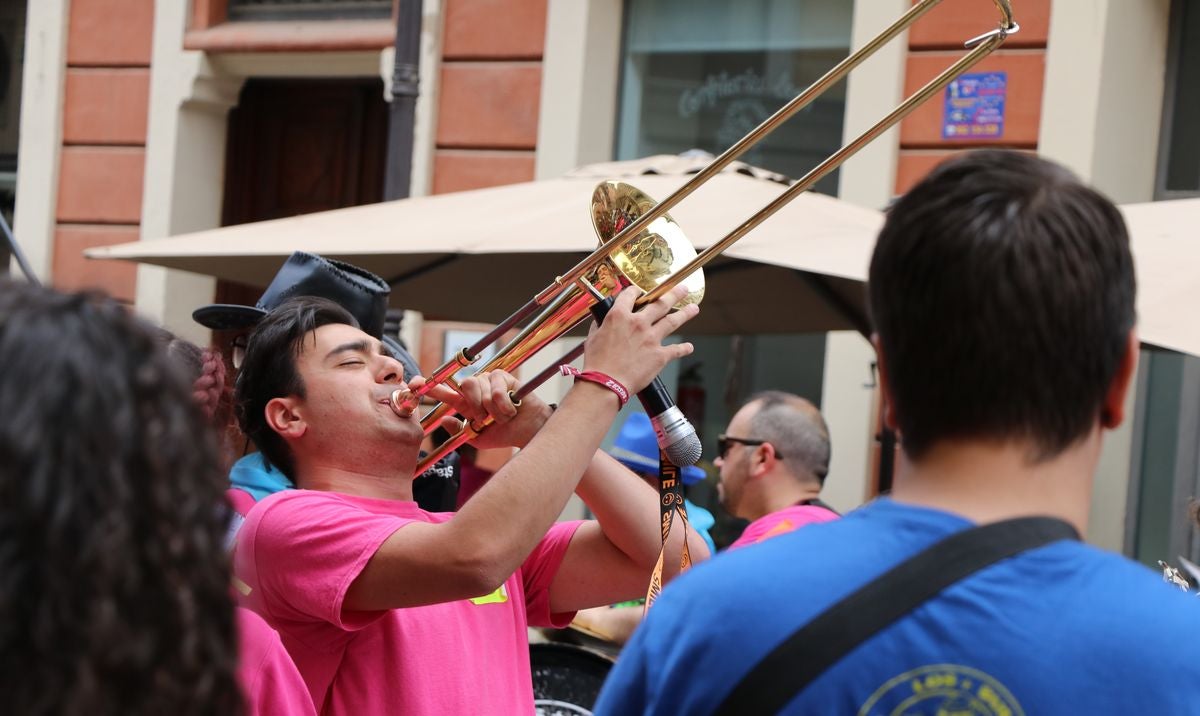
top-left (231, 285), bottom-right (709, 714)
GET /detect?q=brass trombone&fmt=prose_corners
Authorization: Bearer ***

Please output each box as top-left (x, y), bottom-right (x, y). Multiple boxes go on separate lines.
top-left (401, 0), bottom-right (1019, 476)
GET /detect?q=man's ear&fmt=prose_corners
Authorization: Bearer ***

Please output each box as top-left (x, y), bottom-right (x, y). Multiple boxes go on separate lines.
top-left (749, 442), bottom-right (778, 479)
top-left (265, 396), bottom-right (307, 440)
top-left (1100, 330), bottom-right (1139, 429)
top-left (871, 334), bottom-right (898, 431)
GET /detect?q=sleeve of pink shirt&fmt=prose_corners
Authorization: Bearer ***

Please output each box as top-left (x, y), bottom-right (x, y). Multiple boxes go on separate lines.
top-left (248, 493), bottom-right (408, 631)
top-left (236, 608), bottom-right (317, 716)
top-left (520, 519), bottom-right (585, 628)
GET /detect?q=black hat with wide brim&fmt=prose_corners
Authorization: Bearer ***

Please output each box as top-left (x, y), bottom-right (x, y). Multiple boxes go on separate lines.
top-left (192, 251), bottom-right (422, 379)
top-left (191, 303), bottom-right (269, 331)
top-left (193, 251), bottom-right (390, 336)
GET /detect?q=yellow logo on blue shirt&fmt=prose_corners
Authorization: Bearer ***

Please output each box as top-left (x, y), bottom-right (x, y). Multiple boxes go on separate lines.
top-left (468, 584), bottom-right (509, 605)
top-left (860, 664), bottom-right (1023, 716)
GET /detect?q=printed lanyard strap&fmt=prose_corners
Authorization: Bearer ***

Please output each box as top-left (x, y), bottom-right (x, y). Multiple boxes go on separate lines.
top-left (644, 447), bottom-right (692, 611)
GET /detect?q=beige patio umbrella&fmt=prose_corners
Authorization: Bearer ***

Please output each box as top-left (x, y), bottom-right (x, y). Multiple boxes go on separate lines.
top-left (86, 154), bottom-right (882, 335)
top-left (1120, 197), bottom-right (1200, 358)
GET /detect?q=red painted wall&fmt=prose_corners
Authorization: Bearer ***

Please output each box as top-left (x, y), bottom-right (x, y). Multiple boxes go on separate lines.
top-left (894, 0), bottom-right (1050, 195)
top-left (432, 0), bottom-right (547, 193)
top-left (53, 0), bottom-right (155, 299)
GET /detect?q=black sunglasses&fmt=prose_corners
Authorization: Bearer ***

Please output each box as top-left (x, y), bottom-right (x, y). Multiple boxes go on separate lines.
top-left (717, 434), bottom-right (783, 460)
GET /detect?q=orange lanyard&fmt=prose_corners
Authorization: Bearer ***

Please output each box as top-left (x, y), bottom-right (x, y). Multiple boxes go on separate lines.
top-left (644, 449), bottom-right (692, 612)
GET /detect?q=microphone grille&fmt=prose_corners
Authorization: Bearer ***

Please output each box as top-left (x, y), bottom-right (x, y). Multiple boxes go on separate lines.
top-left (665, 432), bottom-right (703, 467)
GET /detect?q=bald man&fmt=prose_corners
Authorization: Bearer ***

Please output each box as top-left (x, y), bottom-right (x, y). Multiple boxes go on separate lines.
top-left (715, 391), bottom-right (838, 550)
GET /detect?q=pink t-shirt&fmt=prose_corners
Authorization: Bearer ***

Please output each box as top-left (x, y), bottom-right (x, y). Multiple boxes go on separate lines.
top-left (225, 488), bottom-right (257, 553)
top-left (237, 607), bottom-right (317, 716)
top-left (228, 487), bottom-right (258, 519)
top-left (728, 504), bottom-right (839, 550)
top-left (235, 490), bottom-right (582, 715)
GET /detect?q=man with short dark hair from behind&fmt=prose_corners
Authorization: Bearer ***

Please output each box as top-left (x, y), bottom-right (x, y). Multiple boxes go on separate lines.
top-left (595, 150), bottom-right (1200, 715)
top-left (232, 287), bottom-right (709, 714)
top-left (717, 391), bottom-right (838, 550)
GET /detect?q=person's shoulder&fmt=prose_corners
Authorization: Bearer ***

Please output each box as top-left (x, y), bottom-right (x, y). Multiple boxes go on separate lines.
top-left (244, 489), bottom-right (365, 533)
top-left (1054, 544), bottom-right (1200, 655)
top-left (1075, 545), bottom-right (1200, 613)
top-left (655, 500), bottom-right (965, 614)
top-left (227, 487), bottom-right (257, 518)
top-left (654, 513), bottom-right (854, 609)
top-left (253, 487), bottom-right (334, 512)
top-left (236, 606), bottom-right (280, 644)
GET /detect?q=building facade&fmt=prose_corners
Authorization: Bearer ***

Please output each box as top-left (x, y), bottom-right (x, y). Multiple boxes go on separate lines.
top-left (8, 0), bottom-right (1198, 559)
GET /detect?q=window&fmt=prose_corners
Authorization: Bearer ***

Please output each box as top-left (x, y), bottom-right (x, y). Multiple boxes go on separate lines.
top-left (1157, 0), bottom-right (1200, 198)
top-left (616, 0), bottom-right (852, 195)
top-left (1128, 350), bottom-right (1200, 568)
top-left (0, 0), bottom-right (23, 275)
top-left (227, 0), bottom-right (392, 22)
top-left (1129, 0), bottom-right (1200, 568)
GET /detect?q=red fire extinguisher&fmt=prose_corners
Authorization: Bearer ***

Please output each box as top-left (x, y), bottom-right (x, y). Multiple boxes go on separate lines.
top-left (676, 363), bottom-right (706, 442)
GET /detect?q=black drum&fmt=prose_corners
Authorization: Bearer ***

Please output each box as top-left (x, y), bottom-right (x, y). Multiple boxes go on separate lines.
top-left (530, 642), bottom-right (616, 716)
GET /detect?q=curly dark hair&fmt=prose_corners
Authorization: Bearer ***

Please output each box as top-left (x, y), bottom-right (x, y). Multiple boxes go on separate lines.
top-left (0, 281), bottom-right (242, 715)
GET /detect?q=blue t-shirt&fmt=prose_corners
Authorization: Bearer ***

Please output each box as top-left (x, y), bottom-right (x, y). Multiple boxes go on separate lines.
top-left (229, 452), bottom-right (293, 501)
top-left (596, 498), bottom-right (1200, 715)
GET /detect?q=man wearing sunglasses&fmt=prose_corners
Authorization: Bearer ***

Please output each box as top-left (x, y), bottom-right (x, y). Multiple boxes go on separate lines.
top-left (715, 391), bottom-right (838, 550)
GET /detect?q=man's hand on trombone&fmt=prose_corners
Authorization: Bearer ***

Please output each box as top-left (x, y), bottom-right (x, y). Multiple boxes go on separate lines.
top-left (412, 285), bottom-right (698, 451)
top-left (582, 285), bottom-right (698, 396)
top-left (415, 369), bottom-right (551, 451)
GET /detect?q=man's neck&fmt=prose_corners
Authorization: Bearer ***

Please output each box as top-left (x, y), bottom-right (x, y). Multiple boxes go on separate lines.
top-left (295, 461), bottom-right (415, 501)
top-left (889, 431), bottom-right (1102, 534)
top-left (752, 473), bottom-right (822, 521)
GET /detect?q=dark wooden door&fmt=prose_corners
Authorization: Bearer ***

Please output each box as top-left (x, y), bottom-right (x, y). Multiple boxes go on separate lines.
top-left (213, 78), bottom-right (388, 308)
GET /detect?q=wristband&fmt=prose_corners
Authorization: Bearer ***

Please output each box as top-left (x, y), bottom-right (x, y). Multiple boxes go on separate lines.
top-left (559, 365), bottom-right (630, 408)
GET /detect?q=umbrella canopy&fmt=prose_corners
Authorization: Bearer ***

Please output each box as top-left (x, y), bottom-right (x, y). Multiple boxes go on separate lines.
top-left (88, 154), bottom-right (1197, 354)
top-left (86, 154), bottom-right (882, 335)
top-left (1119, 197), bottom-right (1200, 358)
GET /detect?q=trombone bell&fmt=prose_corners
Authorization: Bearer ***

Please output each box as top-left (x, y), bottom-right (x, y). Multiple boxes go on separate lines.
top-left (412, 182), bottom-right (705, 442)
top-left (590, 181), bottom-right (705, 309)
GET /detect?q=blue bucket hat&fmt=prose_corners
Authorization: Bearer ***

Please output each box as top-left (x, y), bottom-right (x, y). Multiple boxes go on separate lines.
top-left (608, 412), bottom-right (706, 485)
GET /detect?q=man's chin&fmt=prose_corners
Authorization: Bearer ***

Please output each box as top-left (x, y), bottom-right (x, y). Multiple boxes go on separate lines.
top-left (393, 426), bottom-right (426, 457)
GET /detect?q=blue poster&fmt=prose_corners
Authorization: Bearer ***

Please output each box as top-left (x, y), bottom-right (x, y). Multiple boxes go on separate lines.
top-left (943, 72), bottom-right (1006, 139)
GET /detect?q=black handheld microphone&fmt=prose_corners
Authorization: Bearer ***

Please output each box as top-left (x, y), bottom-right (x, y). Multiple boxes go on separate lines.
top-left (589, 296), bottom-right (703, 467)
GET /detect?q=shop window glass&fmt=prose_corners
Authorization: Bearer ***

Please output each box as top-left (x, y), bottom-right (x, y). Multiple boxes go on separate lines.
top-left (227, 0), bottom-right (391, 22)
top-left (0, 0), bottom-right (23, 274)
top-left (1159, 0), bottom-right (1200, 197)
top-left (617, 0), bottom-right (852, 195)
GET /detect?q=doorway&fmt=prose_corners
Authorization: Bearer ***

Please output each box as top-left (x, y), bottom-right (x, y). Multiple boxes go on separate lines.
top-left (212, 77), bottom-right (388, 308)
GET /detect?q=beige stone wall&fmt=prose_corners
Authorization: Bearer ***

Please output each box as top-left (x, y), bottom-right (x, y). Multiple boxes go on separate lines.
top-left (1039, 0), bottom-right (1171, 550)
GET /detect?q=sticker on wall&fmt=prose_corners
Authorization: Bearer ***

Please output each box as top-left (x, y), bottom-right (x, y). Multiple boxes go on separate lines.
top-left (942, 72), bottom-right (1006, 140)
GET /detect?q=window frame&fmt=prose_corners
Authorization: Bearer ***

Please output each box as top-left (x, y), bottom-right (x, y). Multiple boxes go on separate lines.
top-left (225, 0), bottom-right (393, 23)
top-left (1155, 0), bottom-right (1200, 200)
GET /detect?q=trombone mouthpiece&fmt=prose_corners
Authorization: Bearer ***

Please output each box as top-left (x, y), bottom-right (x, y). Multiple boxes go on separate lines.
top-left (390, 388), bottom-right (419, 418)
